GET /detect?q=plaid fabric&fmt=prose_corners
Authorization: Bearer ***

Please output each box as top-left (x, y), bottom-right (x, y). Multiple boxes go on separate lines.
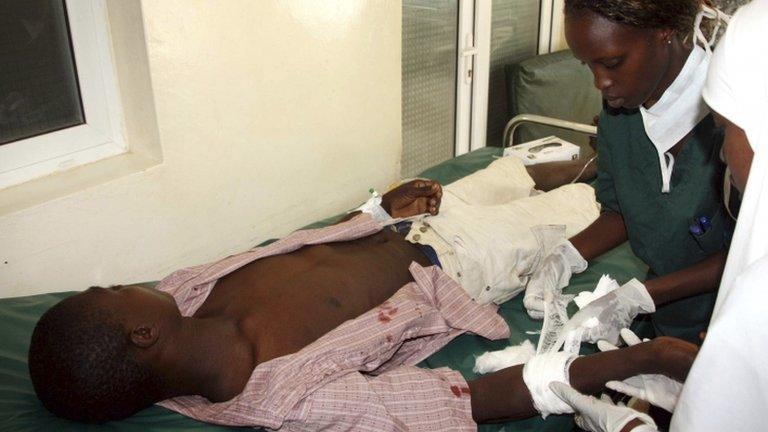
top-left (156, 214), bottom-right (510, 431)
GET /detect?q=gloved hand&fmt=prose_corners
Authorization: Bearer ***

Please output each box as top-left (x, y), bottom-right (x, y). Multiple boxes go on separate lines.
top-left (597, 329), bottom-right (683, 413)
top-left (566, 279), bottom-right (655, 345)
top-left (549, 382), bottom-right (658, 432)
top-left (524, 239), bottom-right (586, 319)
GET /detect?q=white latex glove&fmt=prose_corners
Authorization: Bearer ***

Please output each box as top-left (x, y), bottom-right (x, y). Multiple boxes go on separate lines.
top-left (565, 279), bottom-right (655, 345)
top-left (524, 239), bottom-right (586, 319)
top-left (550, 382), bottom-right (658, 432)
top-left (597, 329), bottom-right (683, 413)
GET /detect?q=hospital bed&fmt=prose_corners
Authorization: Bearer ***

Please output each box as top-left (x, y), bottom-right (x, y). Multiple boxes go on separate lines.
top-left (0, 147), bottom-right (648, 432)
top-left (0, 50), bottom-right (629, 431)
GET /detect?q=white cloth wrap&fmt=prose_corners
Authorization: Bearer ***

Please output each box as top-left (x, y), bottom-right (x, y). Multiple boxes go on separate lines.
top-left (354, 194), bottom-right (393, 225)
top-left (522, 352), bottom-right (577, 418)
top-left (473, 340), bottom-right (536, 374)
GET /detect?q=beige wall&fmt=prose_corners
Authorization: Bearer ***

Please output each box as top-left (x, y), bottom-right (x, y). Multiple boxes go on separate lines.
top-left (0, 0), bottom-right (402, 298)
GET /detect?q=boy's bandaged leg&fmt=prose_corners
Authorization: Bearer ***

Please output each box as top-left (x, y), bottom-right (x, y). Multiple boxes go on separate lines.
top-left (523, 352), bottom-right (578, 418)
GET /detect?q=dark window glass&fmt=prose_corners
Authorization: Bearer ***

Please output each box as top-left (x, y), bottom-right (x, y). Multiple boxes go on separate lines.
top-left (0, 0), bottom-right (84, 145)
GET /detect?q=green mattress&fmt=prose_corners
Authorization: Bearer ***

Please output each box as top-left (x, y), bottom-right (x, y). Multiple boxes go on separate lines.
top-left (0, 147), bottom-right (648, 431)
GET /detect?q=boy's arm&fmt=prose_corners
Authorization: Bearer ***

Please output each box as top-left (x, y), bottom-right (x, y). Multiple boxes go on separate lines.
top-left (340, 180), bottom-right (443, 224)
top-left (381, 180), bottom-right (442, 218)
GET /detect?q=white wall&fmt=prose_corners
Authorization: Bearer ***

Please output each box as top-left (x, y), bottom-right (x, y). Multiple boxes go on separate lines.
top-left (0, 0), bottom-right (402, 298)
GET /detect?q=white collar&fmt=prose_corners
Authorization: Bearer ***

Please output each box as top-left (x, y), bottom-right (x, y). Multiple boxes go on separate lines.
top-left (639, 45), bottom-right (710, 192)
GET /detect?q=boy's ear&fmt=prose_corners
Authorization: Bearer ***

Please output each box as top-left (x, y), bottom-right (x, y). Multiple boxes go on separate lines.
top-left (656, 28), bottom-right (676, 46)
top-left (130, 324), bottom-right (159, 348)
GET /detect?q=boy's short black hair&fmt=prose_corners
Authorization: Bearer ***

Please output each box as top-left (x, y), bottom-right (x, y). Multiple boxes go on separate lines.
top-left (28, 294), bottom-right (163, 422)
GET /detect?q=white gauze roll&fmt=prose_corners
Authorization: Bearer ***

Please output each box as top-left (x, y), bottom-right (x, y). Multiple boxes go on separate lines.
top-left (522, 352), bottom-right (577, 418)
top-left (473, 340), bottom-right (536, 374)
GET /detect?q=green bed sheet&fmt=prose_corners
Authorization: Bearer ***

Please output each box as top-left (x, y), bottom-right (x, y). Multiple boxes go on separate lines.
top-left (0, 147), bottom-right (648, 431)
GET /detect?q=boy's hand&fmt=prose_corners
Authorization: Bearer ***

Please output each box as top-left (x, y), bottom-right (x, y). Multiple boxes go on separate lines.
top-left (381, 180), bottom-right (442, 218)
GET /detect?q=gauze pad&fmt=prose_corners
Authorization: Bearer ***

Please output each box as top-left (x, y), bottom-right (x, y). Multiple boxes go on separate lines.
top-left (523, 352), bottom-right (577, 418)
top-left (473, 340), bottom-right (536, 374)
top-left (574, 274), bottom-right (620, 309)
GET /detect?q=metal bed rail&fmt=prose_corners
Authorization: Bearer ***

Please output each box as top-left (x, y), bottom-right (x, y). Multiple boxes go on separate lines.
top-left (502, 114), bottom-right (597, 147)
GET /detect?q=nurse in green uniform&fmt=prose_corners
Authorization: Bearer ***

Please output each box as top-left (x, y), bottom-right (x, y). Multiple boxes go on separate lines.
top-left (523, 0), bottom-right (732, 344)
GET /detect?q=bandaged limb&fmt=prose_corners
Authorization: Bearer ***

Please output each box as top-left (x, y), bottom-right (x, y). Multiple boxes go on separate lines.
top-left (598, 329), bottom-right (683, 413)
top-left (473, 340), bottom-right (535, 374)
top-left (522, 352), bottom-right (578, 417)
top-left (549, 382), bottom-right (658, 432)
top-left (467, 337), bottom-right (697, 423)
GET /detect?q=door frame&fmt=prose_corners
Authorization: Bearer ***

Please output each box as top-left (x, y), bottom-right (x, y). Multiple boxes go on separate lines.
top-left (455, 0), bottom-right (491, 156)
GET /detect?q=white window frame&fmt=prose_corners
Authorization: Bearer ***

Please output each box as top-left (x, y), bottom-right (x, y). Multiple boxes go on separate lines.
top-left (456, 0), bottom-right (563, 156)
top-left (539, 0), bottom-right (567, 54)
top-left (455, 0), bottom-right (475, 156)
top-left (455, 0), bottom-right (491, 156)
top-left (0, 0), bottom-right (125, 189)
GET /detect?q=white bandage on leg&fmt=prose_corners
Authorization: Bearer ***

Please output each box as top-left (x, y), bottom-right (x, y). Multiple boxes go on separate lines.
top-left (523, 352), bottom-right (578, 418)
top-left (473, 340), bottom-right (536, 374)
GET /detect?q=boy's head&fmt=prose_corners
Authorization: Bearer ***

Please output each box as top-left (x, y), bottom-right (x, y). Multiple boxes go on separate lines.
top-left (28, 285), bottom-right (179, 422)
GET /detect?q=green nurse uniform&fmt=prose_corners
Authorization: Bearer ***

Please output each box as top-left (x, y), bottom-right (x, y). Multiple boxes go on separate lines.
top-left (595, 109), bottom-right (732, 344)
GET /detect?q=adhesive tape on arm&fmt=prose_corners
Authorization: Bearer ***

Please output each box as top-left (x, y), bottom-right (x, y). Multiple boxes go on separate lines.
top-left (354, 193), bottom-right (392, 224)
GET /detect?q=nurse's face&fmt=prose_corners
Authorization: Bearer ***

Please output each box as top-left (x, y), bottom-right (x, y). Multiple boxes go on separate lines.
top-left (714, 111), bottom-right (754, 193)
top-left (565, 8), bottom-right (672, 109)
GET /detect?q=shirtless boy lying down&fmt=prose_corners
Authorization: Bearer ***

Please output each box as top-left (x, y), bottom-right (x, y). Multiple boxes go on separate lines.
top-left (28, 158), bottom-right (696, 430)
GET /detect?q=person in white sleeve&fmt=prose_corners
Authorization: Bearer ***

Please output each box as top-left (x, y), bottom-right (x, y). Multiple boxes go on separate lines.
top-left (672, 0), bottom-right (768, 430)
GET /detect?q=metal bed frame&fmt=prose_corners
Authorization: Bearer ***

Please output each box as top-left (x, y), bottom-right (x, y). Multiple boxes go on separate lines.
top-left (502, 114), bottom-right (597, 147)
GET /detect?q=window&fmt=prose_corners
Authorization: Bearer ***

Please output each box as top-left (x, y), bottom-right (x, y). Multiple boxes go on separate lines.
top-left (0, 0), bottom-right (124, 189)
top-left (401, 0), bottom-right (541, 177)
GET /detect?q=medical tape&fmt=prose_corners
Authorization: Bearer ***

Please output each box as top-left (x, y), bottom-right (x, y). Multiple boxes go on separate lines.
top-left (545, 323), bottom-right (587, 359)
top-left (522, 352), bottom-right (577, 418)
top-left (562, 327), bottom-right (585, 356)
top-left (354, 191), bottom-right (394, 225)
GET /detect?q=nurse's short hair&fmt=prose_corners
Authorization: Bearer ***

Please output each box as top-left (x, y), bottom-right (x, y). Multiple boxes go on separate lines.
top-left (564, 0), bottom-right (715, 40)
top-left (28, 294), bottom-right (163, 423)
